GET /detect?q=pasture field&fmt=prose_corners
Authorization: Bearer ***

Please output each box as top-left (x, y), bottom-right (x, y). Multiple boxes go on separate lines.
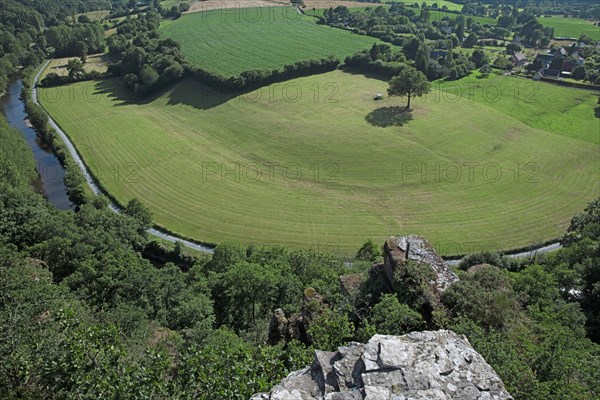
top-left (468, 15), bottom-right (497, 26)
top-left (384, 0), bottom-right (462, 11)
top-left (161, 0), bottom-right (185, 8)
top-left (436, 73), bottom-right (600, 144)
top-left (538, 16), bottom-right (600, 40)
top-left (40, 54), bottom-right (109, 80)
top-left (39, 71), bottom-right (599, 255)
top-left (303, 0), bottom-right (383, 8)
top-left (309, 5), bottom-right (390, 16)
top-left (160, 7), bottom-right (390, 76)
top-left (75, 9), bottom-right (111, 21)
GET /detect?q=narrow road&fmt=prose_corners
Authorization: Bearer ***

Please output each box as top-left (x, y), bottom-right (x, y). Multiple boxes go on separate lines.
top-left (32, 60), bottom-right (563, 260)
top-left (444, 241), bottom-right (561, 265)
top-left (32, 60), bottom-right (215, 254)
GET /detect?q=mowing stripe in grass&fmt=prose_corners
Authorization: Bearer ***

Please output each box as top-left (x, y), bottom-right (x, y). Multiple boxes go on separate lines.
top-left (161, 6), bottom-right (394, 77)
top-left (39, 71), bottom-right (600, 255)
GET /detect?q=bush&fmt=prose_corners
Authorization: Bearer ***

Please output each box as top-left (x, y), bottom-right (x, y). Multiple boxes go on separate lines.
top-left (571, 65), bottom-right (588, 81)
top-left (369, 294), bottom-right (424, 335)
top-left (458, 251), bottom-right (510, 270)
top-left (343, 50), bottom-right (407, 78)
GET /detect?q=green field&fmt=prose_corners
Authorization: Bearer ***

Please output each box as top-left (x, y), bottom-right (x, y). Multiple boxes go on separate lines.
top-left (160, 7), bottom-right (390, 76)
top-left (424, 11), bottom-right (496, 25)
top-left (539, 16), bottom-right (600, 40)
top-left (161, 0), bottom-right (184, 8)
top-left (436, 73), bottom-right (600, 144)
top-left (469, 15), bottom-right (497, 26)
top-left (75, 9), bottom-right (111, 21)
top-left (310, 5), bottom-right (390, 16)
top-left (39, 71), bottom-right (600, 255)
top-left (41, 54), bottom-right (108, 80)
top-left (384, 0), bottom-right (462, 11)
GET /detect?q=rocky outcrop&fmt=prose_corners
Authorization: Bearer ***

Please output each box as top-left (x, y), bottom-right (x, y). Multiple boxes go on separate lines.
top-left (383, 235), bottom-right (459, 293)
top-left (268, 288), bottom-right (328, 345)
top-left (251, 330), bottom-right (512, 400)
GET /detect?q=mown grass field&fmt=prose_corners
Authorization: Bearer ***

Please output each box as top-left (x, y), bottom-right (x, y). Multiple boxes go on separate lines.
top-left (538, 16), bottom-right (600, 40)
top-left (39, 71), bottom-right (600, 255)
top-left (160, 7), bottom-right (390, 76)
top-left (436, 73), bottom-right (600, 144)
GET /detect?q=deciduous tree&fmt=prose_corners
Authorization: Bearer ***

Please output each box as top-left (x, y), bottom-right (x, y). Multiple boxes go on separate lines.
top-left (387, 66), bottom-right (431, 110)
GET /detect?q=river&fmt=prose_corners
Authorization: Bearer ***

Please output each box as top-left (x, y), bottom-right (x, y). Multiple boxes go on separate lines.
top-left (1, 76), bottom-right (74, 210)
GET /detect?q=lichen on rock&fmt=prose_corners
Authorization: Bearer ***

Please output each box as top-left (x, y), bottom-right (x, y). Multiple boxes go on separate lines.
top-left (251, 330), bottom-right (513, 400)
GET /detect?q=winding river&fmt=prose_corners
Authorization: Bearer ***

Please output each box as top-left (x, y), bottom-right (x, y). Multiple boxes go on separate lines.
top-left (1, 63), bottom-right (214, 254)
top-left (1, 76), bottom-right (74, 210)
top-left (2, 61), bottom-right (561, 260)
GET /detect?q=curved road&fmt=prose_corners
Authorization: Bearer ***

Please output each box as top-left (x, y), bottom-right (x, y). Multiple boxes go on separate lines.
top-left (32, 60), bottom-right (562, 259)
top-left (444, 242), bottom-right (562, 265)
top-left (32, 60), bottom-right (215, 254)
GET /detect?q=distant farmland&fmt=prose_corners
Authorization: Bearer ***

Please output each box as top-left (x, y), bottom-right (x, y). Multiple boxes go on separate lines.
top-left (160, 7), bottom-right (388, 76)
top-left (384, 0), bottom-right (462, 11)
top-left (539, 16), bottom-right (600, 39)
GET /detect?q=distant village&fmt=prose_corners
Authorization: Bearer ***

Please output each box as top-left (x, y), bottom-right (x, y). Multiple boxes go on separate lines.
top-left (499, 30), bottom-right (600, 85)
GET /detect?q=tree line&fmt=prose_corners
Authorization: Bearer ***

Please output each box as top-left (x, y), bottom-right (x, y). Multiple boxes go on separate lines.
top-left (345, 42), bottom-right (484, 82)
top-left (45, 21), bottom-right (106, 58)
top-left (0, 0), bottom-right (46, 92)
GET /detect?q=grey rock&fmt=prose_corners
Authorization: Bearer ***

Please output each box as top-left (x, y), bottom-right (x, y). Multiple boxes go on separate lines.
top-left (334, 343), bottom-right (366, 391)
top-left (250, 331), bottom-right (513, 400)
top-left (313, 350), bottom-right (341, 394)
top-left (267, 288), bottom-right (328, 346)
top-left (383, 235), bottom-right (459, 293)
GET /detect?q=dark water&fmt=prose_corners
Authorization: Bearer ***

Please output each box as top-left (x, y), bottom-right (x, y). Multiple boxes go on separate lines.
top-left (1, 77), bottom-right (74, 210)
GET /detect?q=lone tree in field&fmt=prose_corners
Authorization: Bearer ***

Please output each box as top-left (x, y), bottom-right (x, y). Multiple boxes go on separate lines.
top-left (387, 67), bottom-right (431, 110)
top-left (66, 58), bottom-right (85, 80)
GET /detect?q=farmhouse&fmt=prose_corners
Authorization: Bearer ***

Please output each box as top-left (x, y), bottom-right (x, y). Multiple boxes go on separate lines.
top-left (554, 47), bottom-right (568, 58)
top-left (511, 52), bottom-right (527, 67)
top-left (533, 68), bottom-right (561, 81)
top-left (562, 52), bottom-right (585, 71)
top-left (536, 53), bottom-right (555, 69)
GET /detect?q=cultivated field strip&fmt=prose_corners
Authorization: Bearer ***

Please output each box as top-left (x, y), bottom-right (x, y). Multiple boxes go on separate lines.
top-left (161, 7), bottom-right (392, 76)
top-left (538, 16), bottom-right (600, 40)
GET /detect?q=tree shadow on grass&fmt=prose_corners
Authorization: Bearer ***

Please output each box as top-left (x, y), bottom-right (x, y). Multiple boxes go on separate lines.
top-left (365, 106), bottom-right (413, 127)
top-left (165, 80), bottom-right (238, 110)
top-left (343, 67), bottom-right (392, 82)
top-left (595, 106), bottom-right (600, 119)
top-left (90, 78), bottom-right (238, 110)
top-left (92, 78), bottom-right (154, 106)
